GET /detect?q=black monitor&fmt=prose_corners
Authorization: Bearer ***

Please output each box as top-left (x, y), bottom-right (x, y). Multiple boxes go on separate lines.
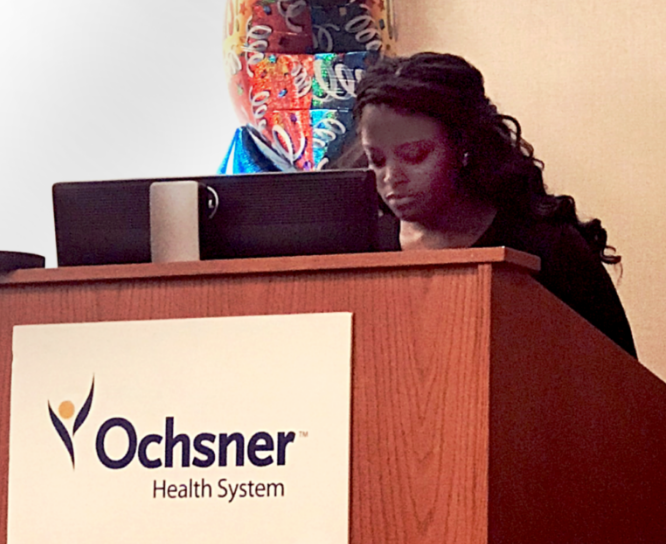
top-left (53, 169), bottom-right (384, 267)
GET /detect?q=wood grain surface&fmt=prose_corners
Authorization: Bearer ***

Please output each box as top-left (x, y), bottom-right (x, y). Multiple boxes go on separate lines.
top-left (0, 247), bottom-right (538, 285)
top-left (0, 251), bottom-right (511, 543)
top-left (2, 250), bottom-right (662, 543)
top-left (489, 268), bottom-right (666, 543)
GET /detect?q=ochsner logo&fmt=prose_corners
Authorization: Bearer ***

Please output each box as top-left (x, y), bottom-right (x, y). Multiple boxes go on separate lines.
top-left (47, 377), bottom-right (95, 468)
top-left (45, 377), bottom-right (301, 502)
top-left (48, 377), bottom-right (298, 471)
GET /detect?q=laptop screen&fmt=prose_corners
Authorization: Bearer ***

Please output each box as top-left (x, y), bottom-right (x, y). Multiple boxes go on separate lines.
top-left (52, 169), bottom-right (383, 267)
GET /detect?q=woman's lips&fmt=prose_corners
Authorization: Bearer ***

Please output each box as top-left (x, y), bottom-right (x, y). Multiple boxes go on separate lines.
top-left (385, 192), bottom-right (413, 205)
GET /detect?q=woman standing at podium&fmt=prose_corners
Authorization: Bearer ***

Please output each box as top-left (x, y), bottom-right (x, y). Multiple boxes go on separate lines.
top-left (352, 52), bottom-right (637, 357)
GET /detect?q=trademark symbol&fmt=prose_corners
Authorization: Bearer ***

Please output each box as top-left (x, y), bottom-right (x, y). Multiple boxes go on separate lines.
top-left (299, 431), bottom-right (309, 438)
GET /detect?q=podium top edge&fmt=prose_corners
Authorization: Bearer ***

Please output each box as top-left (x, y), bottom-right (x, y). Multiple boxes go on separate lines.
top-left (0, 247), bottom-right (539, 286)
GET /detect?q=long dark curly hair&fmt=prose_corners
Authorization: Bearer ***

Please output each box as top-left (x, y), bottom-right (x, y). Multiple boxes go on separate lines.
top-left (352, 52), bottom-right (619, 264)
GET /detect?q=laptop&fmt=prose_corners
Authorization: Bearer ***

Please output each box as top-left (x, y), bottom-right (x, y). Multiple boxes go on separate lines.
top-left (52, 169), bottom-right (385, 267)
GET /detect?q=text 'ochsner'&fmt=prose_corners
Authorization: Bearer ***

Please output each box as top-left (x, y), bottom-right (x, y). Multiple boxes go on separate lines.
top-left (96, 417), bottom-right (297, 469)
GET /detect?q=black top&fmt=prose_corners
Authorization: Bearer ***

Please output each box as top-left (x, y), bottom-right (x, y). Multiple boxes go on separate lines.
top-left (377, 212), bottom-right (637, 357)
top-left (474, 210), bottom-right (636, 357)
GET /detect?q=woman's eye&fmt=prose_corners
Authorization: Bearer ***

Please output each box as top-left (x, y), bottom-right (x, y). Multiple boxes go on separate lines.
top-left (367, 155), bottom-right (385, 168)
top-left (400, 149), bottom-right (429, 164)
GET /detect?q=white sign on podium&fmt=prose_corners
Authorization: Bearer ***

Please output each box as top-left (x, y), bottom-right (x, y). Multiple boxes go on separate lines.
top-left (9, 313), bottom-right (352, 543)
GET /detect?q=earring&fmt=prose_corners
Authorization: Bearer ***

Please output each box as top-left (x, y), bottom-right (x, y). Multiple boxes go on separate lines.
top-left (462, 151), bottom-right (470, 167)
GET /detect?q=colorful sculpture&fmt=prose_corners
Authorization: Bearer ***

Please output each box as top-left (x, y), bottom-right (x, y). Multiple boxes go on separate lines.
top-left (221, 0), bottom-right (395, 173)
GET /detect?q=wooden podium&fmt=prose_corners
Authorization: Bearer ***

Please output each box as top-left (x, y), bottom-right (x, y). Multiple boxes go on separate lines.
top-left (1, 248), bottom-right (665, 543)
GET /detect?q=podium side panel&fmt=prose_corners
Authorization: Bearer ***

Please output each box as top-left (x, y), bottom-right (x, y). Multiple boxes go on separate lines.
top-left (489, 267), bottom-right (666, 544)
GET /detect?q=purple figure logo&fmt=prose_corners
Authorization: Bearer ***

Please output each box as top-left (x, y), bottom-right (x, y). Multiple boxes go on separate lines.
top-left (48, 377), bottom-right (95, 468)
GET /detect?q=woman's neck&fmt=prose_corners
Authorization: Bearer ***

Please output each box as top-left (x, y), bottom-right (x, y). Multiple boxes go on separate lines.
top-left (400, 200), bottom-right (498, 250)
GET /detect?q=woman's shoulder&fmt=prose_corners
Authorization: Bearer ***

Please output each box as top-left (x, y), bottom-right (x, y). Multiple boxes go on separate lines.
top-left (476, 207), bottom-right (610, 298)
top-left (475, 209), bottom-right (587, 259)
top-left (476, 210), bottom-right (637, 356)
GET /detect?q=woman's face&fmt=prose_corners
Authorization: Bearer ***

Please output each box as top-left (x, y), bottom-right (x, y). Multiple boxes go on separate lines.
top-left (360, 104), bottom-right (460, 226)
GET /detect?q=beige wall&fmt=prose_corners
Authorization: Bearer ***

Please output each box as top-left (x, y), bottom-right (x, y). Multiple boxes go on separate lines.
top-left (394, 0), bottom-right (666, 377)
top-left (0, 1), bottom-right (234, 267)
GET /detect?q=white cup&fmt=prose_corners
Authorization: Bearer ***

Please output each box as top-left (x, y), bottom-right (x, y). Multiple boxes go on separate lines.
top-left (149, 181), bottom-right (200, 263)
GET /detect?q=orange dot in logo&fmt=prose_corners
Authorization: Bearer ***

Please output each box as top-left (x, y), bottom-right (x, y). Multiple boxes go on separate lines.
top-left (58, 400), bottom-right (75, 419)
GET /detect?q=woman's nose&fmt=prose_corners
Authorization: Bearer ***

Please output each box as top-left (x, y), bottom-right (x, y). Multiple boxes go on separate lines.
top-left (383, 160), bottom-right (406, 187)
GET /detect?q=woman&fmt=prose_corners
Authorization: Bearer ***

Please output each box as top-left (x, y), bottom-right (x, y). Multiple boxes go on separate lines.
top-left (353, 52), bottom-right (637, 357)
